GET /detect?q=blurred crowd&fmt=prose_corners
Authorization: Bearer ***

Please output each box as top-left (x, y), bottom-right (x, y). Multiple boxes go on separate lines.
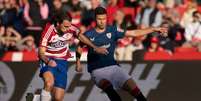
top-left (1, 0), bottom-right (201, 60)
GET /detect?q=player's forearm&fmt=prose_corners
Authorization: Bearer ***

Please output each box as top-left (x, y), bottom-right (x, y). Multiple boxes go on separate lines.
top-left (125, 27), bottom-right (156, 37)
top-left (78, 34), bottom-right (98, 49)
top-left (76, 46), bottom-right (82, 60)
top-left (38, 47), bottom-right (49, 64)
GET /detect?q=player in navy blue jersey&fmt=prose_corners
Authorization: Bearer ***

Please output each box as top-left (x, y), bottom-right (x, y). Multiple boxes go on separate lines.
top-left (76, 7), bottom-right (167, 101)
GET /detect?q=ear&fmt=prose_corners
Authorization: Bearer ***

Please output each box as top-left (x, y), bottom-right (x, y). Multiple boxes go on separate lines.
top-left (56, 22), bottom-right (60, 27)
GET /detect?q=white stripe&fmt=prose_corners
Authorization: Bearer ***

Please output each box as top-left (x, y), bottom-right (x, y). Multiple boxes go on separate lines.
top-left (44, 25), bottom-right (54, 40)
top-left (46, 45), bottom-right (69, 51)
top-left (12, 52), bottom-right (23, 61)
top-left (70, 25), bottom-right (80, 34)
top-left (45, 50), bottom-right (68, 57)
top-left (44, 25), bottom-right (53, 38)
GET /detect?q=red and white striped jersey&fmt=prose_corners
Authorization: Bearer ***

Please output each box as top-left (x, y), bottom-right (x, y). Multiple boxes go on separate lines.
top-left (40, 23), bottom-right (80, 60)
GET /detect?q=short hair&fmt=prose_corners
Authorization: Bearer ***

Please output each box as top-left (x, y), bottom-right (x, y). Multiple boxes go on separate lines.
top-left (51, 11), bottom-right (72, 26)
top-left (192, 11), bottom-right (199, 17)
top-left (95, 6), bottom-right (107, 17)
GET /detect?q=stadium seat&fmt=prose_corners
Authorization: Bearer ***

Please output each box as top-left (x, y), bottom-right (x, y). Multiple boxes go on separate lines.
top-left (144, 51), bottom-right (172, 60)
top-left (174, 47), bottom-right (197, 52)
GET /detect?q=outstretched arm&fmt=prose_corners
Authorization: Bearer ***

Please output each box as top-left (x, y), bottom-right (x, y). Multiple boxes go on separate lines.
top-left (125, 27), bottom-right (167, 37)
top-left (75, 45), bottom-right (83, 72)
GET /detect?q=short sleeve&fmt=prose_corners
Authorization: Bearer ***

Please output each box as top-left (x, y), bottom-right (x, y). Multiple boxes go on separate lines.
top-left (39, 23), bottom-right (54, 47)
top-left (70, 25), bottom-right (80, 37)
top-left (113, 26), bottom-right (125, 41)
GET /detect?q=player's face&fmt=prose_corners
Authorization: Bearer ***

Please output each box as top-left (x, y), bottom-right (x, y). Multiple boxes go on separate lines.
top-left (96, 14), bottom-right (107, 29)
top-left (60, 19), bottom-right (71, 32)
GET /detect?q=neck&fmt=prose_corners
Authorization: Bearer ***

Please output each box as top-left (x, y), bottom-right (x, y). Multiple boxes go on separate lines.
top-left (95, 26), bottom-right (106, 33)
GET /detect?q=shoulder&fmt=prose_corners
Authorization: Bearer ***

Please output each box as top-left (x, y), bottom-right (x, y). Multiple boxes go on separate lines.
top-left (84, 28), bottom-right (94, 36)
top-left (42, 23), bottom-right (55, 35)
top-left (70, 24), bottom-right (80, 31)
top-left (106, 25), bottom-right (118, 33)
top-left (107, 25), bottom-right (116, 30)
top-left (45, 23), bottom-right (54, 30)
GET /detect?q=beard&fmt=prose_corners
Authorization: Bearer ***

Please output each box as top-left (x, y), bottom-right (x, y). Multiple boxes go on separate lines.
top-left (57, 29), bottom-right (64, 36)
top-left (98, 24), bottom-right (106, 30)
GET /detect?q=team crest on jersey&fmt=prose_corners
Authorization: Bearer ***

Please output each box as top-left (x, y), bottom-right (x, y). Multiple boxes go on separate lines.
top-left (106, 33), bottom-right (112, 39)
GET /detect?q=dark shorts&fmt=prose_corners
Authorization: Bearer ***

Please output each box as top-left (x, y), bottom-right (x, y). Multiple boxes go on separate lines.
top-left (39, 58), bottom-right (68, 89)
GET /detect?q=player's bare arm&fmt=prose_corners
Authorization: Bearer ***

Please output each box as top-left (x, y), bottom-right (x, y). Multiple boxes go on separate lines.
top-left (38, 46), bottom-right (57, 67)
top-left (125, 27), bottom-right (168, 37)
top-left (78, 33), bottom-right (109, 55)
top-left (75, 45), bottom-right (83, 72)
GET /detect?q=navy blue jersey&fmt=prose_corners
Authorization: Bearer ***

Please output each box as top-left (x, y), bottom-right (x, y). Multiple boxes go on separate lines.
top-left (84, 25), bottom-right (125, 73)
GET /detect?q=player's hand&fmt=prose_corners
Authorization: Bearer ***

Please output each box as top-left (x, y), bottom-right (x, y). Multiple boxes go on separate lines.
top-left (48, 60), bottom-right (57, 67)
top-left (154, 27), bottom-right (168, 37)
top-left (94, 47), bottom-right (109, 55)
top-left (75, 61), bottom-right (82, 72)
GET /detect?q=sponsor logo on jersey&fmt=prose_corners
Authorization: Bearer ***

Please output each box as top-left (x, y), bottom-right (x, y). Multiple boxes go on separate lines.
top-left (49, 40), bottom-right (67, 48)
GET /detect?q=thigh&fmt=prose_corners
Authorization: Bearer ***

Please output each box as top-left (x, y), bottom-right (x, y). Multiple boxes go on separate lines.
top-left (111, 66), bottom-right (131, 89)
top-left (91, 67), bottom-right (114, 87)
top-left (42, 71), bottom-right (54, 85)
top-left (52, 87), bottom-right (65, 101)
top-left (54, 70), bottom-right (67, 89)
top-left (52, 59), bottom-right (68, 89)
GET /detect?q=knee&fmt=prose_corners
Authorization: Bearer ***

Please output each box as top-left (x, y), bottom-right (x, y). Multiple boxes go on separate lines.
top-left (122, 79), bottom-right (137, 92)
top-left (53, 95), bottom-right (64, 101)
top-left (98, 79), bottom-right (112, 90)
top-left (44, 80), bottom-right (54, 90)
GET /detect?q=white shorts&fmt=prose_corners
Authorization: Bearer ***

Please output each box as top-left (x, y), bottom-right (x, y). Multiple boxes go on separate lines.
top-left (91, 65), bottom-right (131, 90)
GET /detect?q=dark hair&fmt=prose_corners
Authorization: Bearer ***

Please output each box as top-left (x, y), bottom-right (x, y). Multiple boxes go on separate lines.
top-left (95, 6), bottom-right (107, 17)
top-left (193, 11), bottom-right (199, 17)
top-left (51, 11), bottom-right (72, 26)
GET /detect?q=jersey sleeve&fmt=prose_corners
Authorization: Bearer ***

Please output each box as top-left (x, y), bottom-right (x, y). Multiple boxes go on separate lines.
top-left (71, 25), bottom-right (80, 37)
top-left (112, 26), bottom-right (125, 41)
top-left (39, 23), bottom-right (54, 47)
top-left (113, 26), bottom-right (125, 41)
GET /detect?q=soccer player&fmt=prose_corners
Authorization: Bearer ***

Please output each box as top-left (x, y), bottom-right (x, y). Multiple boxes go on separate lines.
top-left (38, 12), bottom-right (108, 101)
top-left (76, 7), bottom-right (167, 101)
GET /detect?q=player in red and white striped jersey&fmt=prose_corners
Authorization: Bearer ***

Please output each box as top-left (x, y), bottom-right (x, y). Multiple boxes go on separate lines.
top-left (40, 22), bottom-right (80, 60)
top-left (38, 12), bottom-right (108, 101)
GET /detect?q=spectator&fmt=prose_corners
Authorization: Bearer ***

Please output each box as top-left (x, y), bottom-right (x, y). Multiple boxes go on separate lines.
top-left (106, 0), bottom-right (119, 25)
top-left (114, 10), bottom-right (127, 60)
top-left (50, 0), bottom-right (70, 17)
top-left (10, 0), bottom-right (26, 36)
top-left (1, 26), bottom-right (21, 51)
top-left (68, 0), bottom-right (83, 26)
top-left (1, 0), bottom-right (18, 26)
top-left (81, 0), bottom-right (102, 27)
top-left (124, 0), bottom-right (139, 8)
top-left (16, 35), bottom-right (36, 52)
top-left (24, 0), bottom-right (49, 27)
top-left (148, 36), bottom-right (165, 52)
top-left (0, 0), bottom-right (4, 12)
top-left (124, 37), bottom-right (144, 61)
top-left (182, 11), bottom-right (201, 51)
top-left (114, 10), bottom-right (138, 61)
top-left (0, 20), bottom-right (5, 57)
top-left (180, 0), bottom-right (197, 28)
top-left (135, 0), bottom-right (163, 28)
